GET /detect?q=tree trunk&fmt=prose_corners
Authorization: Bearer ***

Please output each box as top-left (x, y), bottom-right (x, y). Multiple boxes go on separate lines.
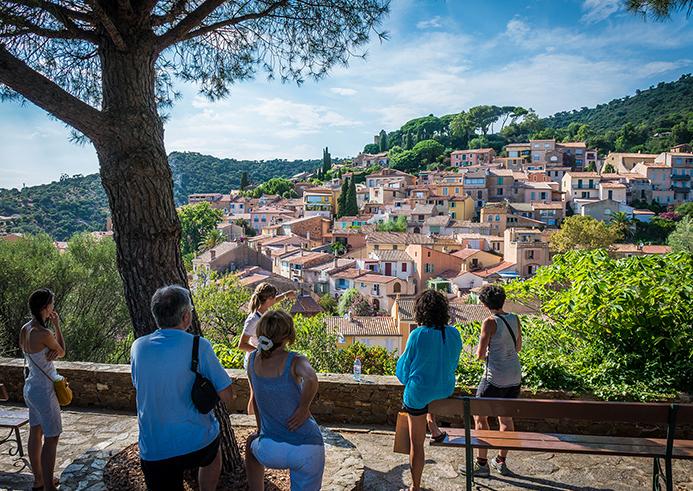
top-left (95, 41), bottom-right (244, 477)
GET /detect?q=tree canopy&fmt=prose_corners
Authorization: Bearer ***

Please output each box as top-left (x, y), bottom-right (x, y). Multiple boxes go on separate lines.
top-left (549, 215), bottom-right (622, 253)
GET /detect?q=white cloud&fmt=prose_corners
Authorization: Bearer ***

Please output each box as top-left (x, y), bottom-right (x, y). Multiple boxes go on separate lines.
top-left (330, 87), bottom-right (358, 96)
top-left (416, 16), bottom-right (443, 30)
top-left (581, 0), bottom-right (621, 23)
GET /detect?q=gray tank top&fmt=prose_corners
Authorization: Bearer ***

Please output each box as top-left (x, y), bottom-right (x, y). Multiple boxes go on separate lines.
top-left (483, 313), bottom-right (521, 388)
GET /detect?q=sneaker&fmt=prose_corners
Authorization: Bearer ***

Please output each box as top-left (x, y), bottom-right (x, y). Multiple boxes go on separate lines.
top-left (460, 461), bottom-right (490, 478)
top-left (490, 456), bottom-right (510, 476)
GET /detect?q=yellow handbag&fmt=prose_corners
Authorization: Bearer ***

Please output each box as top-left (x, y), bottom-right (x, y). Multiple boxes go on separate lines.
top-left (26, 354), bottom-right (73, 406)
top-left (53, 376), bottom-right (73, 406)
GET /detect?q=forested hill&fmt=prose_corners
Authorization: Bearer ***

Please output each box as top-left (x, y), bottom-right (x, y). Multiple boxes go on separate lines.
top-left (169, 152), bottom-right (320, 203)
top-left (0, 153), bottom-right (320, 240)
top-left (544, 74), bottom-right (693, 131)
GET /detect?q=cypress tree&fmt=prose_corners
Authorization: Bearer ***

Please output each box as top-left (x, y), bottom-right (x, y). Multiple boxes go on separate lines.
top-left (346, 177), bottom-right (358, 216)
top-left (338, 177), bottom-right (349, 217)
top-left (239, 172), bottom-right (249, 190)
top-left (322, 147), bottom-right (332, 175)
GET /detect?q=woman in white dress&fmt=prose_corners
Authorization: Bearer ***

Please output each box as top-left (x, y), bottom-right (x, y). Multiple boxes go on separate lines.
top-left (19, 288), bottom-right (66, 491)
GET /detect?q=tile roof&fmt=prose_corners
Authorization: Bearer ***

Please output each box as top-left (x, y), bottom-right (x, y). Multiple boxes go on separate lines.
top-left (566, 172), bottom-right (600, 178)
top-left (290, 295), bottom-right (323, 315)
top-left (475, 261), bottom-right (516, 278)
top-left (325, 316), bottom-right (399, 336)
top-left (557, 142), bottom-right (587, 148)
top-left (356, 273), bottom-right (398, 284)
top-left (371, 250), bottom-right (414, 262)
top-left (452, 248), bottom-right (483, 260)
top-left (366, 232), bottom-right (435, 245)
top-left (195, 242), bottom-right (238, 262)
top-left (332, 268), bottom-right (368, 280)
top-left (424, 215), bottom-right (451, 226)
top-left (610, 244), bottom-right (672, 254)
top-left (600, 183), bottom-right (626, 188)
top-left (286, 252), bottom-right (333, 266)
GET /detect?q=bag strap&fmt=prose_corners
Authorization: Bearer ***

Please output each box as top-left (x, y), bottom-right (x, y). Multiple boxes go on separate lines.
top-left (26, 352), bottom-right (55, 383)
top-left (496, 314), bottom-right (518, 350)
top-left (191, 335), bottom-right (200, 374)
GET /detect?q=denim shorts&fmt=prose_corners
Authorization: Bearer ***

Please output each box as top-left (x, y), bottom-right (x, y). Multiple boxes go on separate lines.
top-left (251, 437), bottom-right (325, 491)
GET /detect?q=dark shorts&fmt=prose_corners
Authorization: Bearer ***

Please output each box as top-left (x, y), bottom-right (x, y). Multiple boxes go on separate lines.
top-left (402, 402), bottom-right (429, 416)
top-left (476, 379), bottom-right (521, 399)
top-left (140, 436), bottom-right (220, 491)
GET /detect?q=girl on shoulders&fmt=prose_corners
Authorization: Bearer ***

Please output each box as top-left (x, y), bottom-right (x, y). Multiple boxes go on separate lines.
top-left (238, 283), bottom-right (296, 415)
top-left (245, 311), bottom-right (324, 491)
top-left (19, 288), bottom-right (66, 491)
top-left (396, 290), bottom-right (462, 491)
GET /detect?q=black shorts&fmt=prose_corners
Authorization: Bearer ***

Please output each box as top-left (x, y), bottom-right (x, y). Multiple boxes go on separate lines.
top-left (402, 402), bottom-right (428, 416)
top-left (140, 436), bottom-right (220, 491)
top-left (476, 379), bottom-right (521, 399)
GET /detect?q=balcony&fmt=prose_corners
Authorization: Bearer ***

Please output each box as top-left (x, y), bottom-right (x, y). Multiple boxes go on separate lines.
top-left (671, 174), bottom-right (691, 181)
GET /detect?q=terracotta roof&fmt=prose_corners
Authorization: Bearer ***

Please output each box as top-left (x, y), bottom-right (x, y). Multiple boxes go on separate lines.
top-left (557, 142), bottom-right (587, 148)
top-left (531, 202), bottom-right (564, 209)
top-left (449, 304), bottom-right (494, 324)
top-left (290, 295), bottom-right (323, 315)
top-left (475, 261), bottom-right (516, 278)
top-left (286, 252), bottom-right (332, 266)
top-left (452, 248), bottom-right (483, 260)
top-left (238, 273), bottom-right (271, 287)
top-left (356, 273), bottom-right (398, 284)
top-left (610, 244), bottom-right (671, 254)
top-left (424, 215), bottom-right (451, 227)
top-left (566, 172), bottom-right (600, 178)
top-left (600, 183), bottom-right (626, 188)
top-left (332, 268), bottom-right (368, 280)
top-left (258, 235), bottom-right (309, 246)
top-left (325, 316), bottom-right (399, 336)
top-left (371, 250), bottom-right (414, 262)
top-left (366, 232), bottom-right (434, 245)
top-left (195, 242), bottom-right (238, 262)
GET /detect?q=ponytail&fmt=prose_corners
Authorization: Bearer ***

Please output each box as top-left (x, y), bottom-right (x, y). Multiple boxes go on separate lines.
top-left (249, 282), bottom-right (278, 313)
top-left (28, 288), bottom-right (54, 328)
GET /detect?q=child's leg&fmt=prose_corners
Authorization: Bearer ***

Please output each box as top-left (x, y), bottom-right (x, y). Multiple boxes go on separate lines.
top-left (245, 434), bottom-right (265, 491)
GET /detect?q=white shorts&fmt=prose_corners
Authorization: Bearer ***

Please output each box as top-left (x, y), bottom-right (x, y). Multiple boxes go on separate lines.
top-left (250, 437), bottom-right (325, 491)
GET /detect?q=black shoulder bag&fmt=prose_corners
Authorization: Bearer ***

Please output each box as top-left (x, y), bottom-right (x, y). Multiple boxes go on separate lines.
top-left (191, 335), bottom-right (220, 414)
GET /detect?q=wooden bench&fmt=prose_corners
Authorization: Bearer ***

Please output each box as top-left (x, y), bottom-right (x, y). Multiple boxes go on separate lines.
top-left (0, 384), bottom-right (29, 458)
top-left (429, 397), bottom-right (693, 491)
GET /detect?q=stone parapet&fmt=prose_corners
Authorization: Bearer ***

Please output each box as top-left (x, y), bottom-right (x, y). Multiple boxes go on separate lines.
top-left (1, 358), bottom-right (690, 437)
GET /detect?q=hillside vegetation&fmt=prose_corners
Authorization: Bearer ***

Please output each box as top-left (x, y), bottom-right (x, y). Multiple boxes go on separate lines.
top-left (0, 153), bottom-right (320, 240)
top-left (363, 74), bottom-right (693, 171)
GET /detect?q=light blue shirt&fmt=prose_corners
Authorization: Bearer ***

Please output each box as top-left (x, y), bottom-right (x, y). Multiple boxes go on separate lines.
top-left (131, 329), bottom-right (232, 461)
top-left (396, 325), bottom-right (462, 410)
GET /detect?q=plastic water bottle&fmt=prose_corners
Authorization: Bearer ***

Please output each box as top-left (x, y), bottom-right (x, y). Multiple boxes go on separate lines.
top-left (353, 358), bottom-right (362, 382)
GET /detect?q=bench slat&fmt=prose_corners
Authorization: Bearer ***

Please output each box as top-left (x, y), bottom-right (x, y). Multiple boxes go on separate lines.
top-left (432, 429), bottom-right (693, 459)
top-left (469, 430), bottom-right (693, 448)
top-left (429, 397), bottom-right (692, 424)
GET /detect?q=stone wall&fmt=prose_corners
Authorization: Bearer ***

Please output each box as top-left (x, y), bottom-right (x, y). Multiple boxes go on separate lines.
top-left (1, 358), bottom-right (690, 438)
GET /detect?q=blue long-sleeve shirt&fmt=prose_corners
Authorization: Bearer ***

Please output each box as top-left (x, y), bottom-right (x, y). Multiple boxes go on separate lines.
top-left (396, 325), bottom-right (462, 410)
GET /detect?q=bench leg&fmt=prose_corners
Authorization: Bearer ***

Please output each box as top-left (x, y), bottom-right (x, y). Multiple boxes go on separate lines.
top-left (464, 397), bottom-right (473, 491)
top-left (14, 427), bottom-right (23, 458)
top-left (664, 456), bottom-right (673, 491)
top-left (652, 458), bottom-right (661, 491)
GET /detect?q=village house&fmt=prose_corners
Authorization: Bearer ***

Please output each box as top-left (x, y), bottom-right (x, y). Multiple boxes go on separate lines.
top-left (503, 228), bottom-right (551, 277)
top-left (631, 162), bottom-right (675, 205)
top-left (277, 250), bottom-right (333, 283)
top-left (452, 247), bottom-right (503, 272)
top-left (249, 206), bottom-right (296, 232)
top-left (655, 150), bottom-right (693, 203)
top-left (365, 168), bottom-right (416, 189)
top-left (192, 242), bottom-right (272, 279)
top-left (609, 244), bottom-right (672, 258)
top-left (366, 249), bottom-right (415, 281)
top-left (603, 152), bottom-right (657, 173)
top-left (561, 172), bottom-right (602, 206)
top-left (352, 273), bottom-right (412, 311)
top-left (404, 244), bottom-right (465, 293)
top-left (303, 258), bottom-right (356, 295)
top-left (450, 148), bottom-right (496, 167)
top-left (326, 314), bottom-right (403, 354)
top-left (303, 187), bottom-right (337, 218)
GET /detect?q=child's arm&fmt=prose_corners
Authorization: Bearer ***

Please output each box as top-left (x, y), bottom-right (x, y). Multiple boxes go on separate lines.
top-left (287, 355), bottom-right (319, 431)
top-left (476, 318), bottom-right (496, 361)
top-left (238, 333), bottom-right (256, 353)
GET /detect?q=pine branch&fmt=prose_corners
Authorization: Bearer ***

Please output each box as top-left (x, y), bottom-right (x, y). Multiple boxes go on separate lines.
top-left (0, 11), bottom-right (94, 40)
top-left (7, 0), bottom-right (95, 23)
top-left (0, 44), bottom-right (106, 141)
top-left (151, 0), bottom-right (189, 26)
top-left (181, 0), bottom-right (288, 42)
top-left (85, 0), bottom-right (127, 50)
top-left (154, 0), bottom-right (226, 50)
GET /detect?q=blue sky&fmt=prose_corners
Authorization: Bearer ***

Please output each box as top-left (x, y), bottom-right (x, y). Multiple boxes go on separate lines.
top-left (1, 0), bottom-right (692, 188)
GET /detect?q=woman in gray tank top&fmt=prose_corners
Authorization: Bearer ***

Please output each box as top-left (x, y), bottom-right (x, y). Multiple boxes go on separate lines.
top-left (467, 284), bottom-right (523, 479)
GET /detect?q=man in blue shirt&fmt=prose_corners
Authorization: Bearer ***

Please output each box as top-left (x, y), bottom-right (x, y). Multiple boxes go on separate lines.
top-left (131, 285), bottom-right (234, 491)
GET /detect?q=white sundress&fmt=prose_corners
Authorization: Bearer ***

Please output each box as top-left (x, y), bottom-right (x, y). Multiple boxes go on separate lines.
top-left (23, 347), bottom-right (62, 437)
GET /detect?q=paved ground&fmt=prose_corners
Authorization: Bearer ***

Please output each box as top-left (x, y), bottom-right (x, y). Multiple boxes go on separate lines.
top-left (1, 406), bottom-right (692, 490)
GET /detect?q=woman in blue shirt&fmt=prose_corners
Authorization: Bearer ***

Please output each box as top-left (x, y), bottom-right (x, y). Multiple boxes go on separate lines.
top-left (396, 290), bottom-right (462, 491)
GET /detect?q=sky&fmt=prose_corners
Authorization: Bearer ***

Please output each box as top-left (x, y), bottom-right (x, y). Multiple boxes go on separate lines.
top-left (1, 0), bottom-right (692, 189)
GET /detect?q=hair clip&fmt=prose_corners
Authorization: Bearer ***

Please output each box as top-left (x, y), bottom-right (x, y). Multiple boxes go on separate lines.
top-left (257, 335), bottom-right (274, 351)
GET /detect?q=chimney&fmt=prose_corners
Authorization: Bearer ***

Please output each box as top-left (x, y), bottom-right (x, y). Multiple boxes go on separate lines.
top-left (347, 310), bottom-right (353, 321)
top-left (334, 257), bottom-right (338, 268)
top-left (210, 249), bottom-right (216, 260)
top-left (283, 244), bottom-right (288, 253)
top-left (306, 231), bottom-right (311, 242)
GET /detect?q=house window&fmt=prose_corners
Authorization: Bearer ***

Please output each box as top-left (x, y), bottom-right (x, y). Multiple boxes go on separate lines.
top-left (487, 216), bottom-right (493, 222)
top-left (540, 192), bottom-right (547, 200)
top-left (531, 192), bottom-right (536, 200)
top-left (608, 190), bottom-right (613, 200)
top-left (393, 245), bottom-right (398, 250)
top-left (498, 188), bottom-right (503, 196)
top-left (427, 251), bottom-right (431, 257)
top-left (497, 177), bottom-right (504, 185)
top-left (393, 282), bottom-right (401, 293)
top-left (374, 245), bottom-right (379, 250)
top-left (533, 154), bottom-right (540, 161)
top-left (493, 242), bottom-right (500, 251)
top-left (360, 282), bottom-right (366, 288)
top-left (582, 192), bottom-right (589, 198)
top-left (477, 191), bottom-right (482, 199)
top-left (455, 187), bottom-right (460, 194)
top-left (578, 180), bottom-right (583, 189)
top-left (451, 212), bottom-right (456, 219)
top-left (425, 263), bottom-right (434, 273)
top-left (526, 250), bottom-right (535, 260)
top-left (495, 215), bottom-right (500, 221)
top-left (401, 262), bottom-right (407, 272)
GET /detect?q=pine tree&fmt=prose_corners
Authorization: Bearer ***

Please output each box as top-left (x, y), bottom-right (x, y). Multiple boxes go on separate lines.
top-left (337, 177), bottom-right (349, 217)
top-left (239, 172), bottom-right (249, 190)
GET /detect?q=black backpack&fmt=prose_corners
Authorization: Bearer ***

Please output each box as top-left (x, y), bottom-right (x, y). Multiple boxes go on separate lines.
top-left (191, 335), bottom-right (220, 414)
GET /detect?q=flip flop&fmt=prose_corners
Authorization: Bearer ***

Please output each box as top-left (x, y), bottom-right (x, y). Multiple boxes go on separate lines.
top-left (431, 431), bottom-right (448, 443)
